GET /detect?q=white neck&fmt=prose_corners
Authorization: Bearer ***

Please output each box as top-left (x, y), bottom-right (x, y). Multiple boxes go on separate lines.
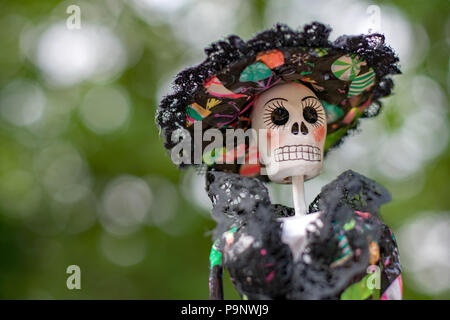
top-left (291, 175), bottom-right (307, 216)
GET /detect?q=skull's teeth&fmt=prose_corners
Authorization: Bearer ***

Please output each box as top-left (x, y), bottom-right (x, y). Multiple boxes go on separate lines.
top-left (273, 145), bottom-right (321, 162)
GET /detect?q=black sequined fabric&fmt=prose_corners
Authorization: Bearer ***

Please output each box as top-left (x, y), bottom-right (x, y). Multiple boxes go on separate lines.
top-left (206, 170), bottom-right (402, 300)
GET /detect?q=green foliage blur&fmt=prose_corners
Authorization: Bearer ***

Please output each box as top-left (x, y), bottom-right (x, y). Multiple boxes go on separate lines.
top-left (0, 0), bottom-right (448, 299)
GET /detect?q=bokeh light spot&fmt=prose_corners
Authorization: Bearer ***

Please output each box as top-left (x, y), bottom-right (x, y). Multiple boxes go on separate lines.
top-left (34, 22), bottom-right (126, 87)
top-left (100, 175), bottom-right (152, 236)
top-left (0, 79), bottom-right (46, 127)
top-left (79, 86), bottom-right (131, 134)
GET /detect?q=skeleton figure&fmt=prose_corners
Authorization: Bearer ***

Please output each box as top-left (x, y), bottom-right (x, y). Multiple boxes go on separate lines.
top-left (156, 22), bottom-right (403, 300)
top-left (207, 82), bottom-right (402, 300)
top-left (251, 82), bottom-right (326, 261)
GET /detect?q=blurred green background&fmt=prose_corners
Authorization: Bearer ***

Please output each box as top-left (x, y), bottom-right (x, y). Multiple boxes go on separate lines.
top-left (0, 0), bottom-right (448, 299)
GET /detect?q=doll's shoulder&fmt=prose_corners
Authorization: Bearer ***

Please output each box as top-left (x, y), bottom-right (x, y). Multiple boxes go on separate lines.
top-left (308, 169), bottom-right (392, 217)
top-left (299, 171), bottom-right (401, 299)
top-left (307, 170), bottom-right (396, 261)
top-left (205, 170), bottom-right (278, 239)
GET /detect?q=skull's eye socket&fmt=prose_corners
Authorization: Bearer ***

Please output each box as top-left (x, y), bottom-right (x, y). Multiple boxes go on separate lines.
top-left (303, 106), bottom-right (318, 124)
top-left (271, 107), bottom-right (289, 126)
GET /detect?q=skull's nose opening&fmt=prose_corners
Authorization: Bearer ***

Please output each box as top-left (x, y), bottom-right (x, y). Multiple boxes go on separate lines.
top-left (301, 122), bottom-right (308, 135)
top-left (291, 122), bottom-right (299, 135)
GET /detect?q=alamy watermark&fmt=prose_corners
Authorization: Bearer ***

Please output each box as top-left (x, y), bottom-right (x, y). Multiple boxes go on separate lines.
top-left (170, 122), bottom-right (283, 174)
top-left (366, 265), bottom-right (381, 290)
top-left (66, 5), bottom-right (81, 30)
top-left (66, 265), bottom-right (81, 290)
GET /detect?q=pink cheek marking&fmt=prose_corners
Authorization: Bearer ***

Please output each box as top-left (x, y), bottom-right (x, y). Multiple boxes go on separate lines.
top-left (267, 129), bottom-right (282, 148)
top-left (266, 130), bottom-right (272, 150)
top-left (313, 125), bottom-right (326, 143)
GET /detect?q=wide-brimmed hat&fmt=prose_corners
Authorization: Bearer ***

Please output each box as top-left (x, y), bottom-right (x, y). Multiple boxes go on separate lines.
top-left (157, 22), bottom-right (400, 177)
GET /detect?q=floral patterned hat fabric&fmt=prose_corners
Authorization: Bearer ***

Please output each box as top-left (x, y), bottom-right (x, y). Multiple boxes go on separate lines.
top-left (157, 22), bottom-right (400, 176)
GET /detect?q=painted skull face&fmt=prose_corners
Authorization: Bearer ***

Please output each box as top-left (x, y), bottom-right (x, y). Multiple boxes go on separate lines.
top-left (251, 82), bottom-right (327, 183)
